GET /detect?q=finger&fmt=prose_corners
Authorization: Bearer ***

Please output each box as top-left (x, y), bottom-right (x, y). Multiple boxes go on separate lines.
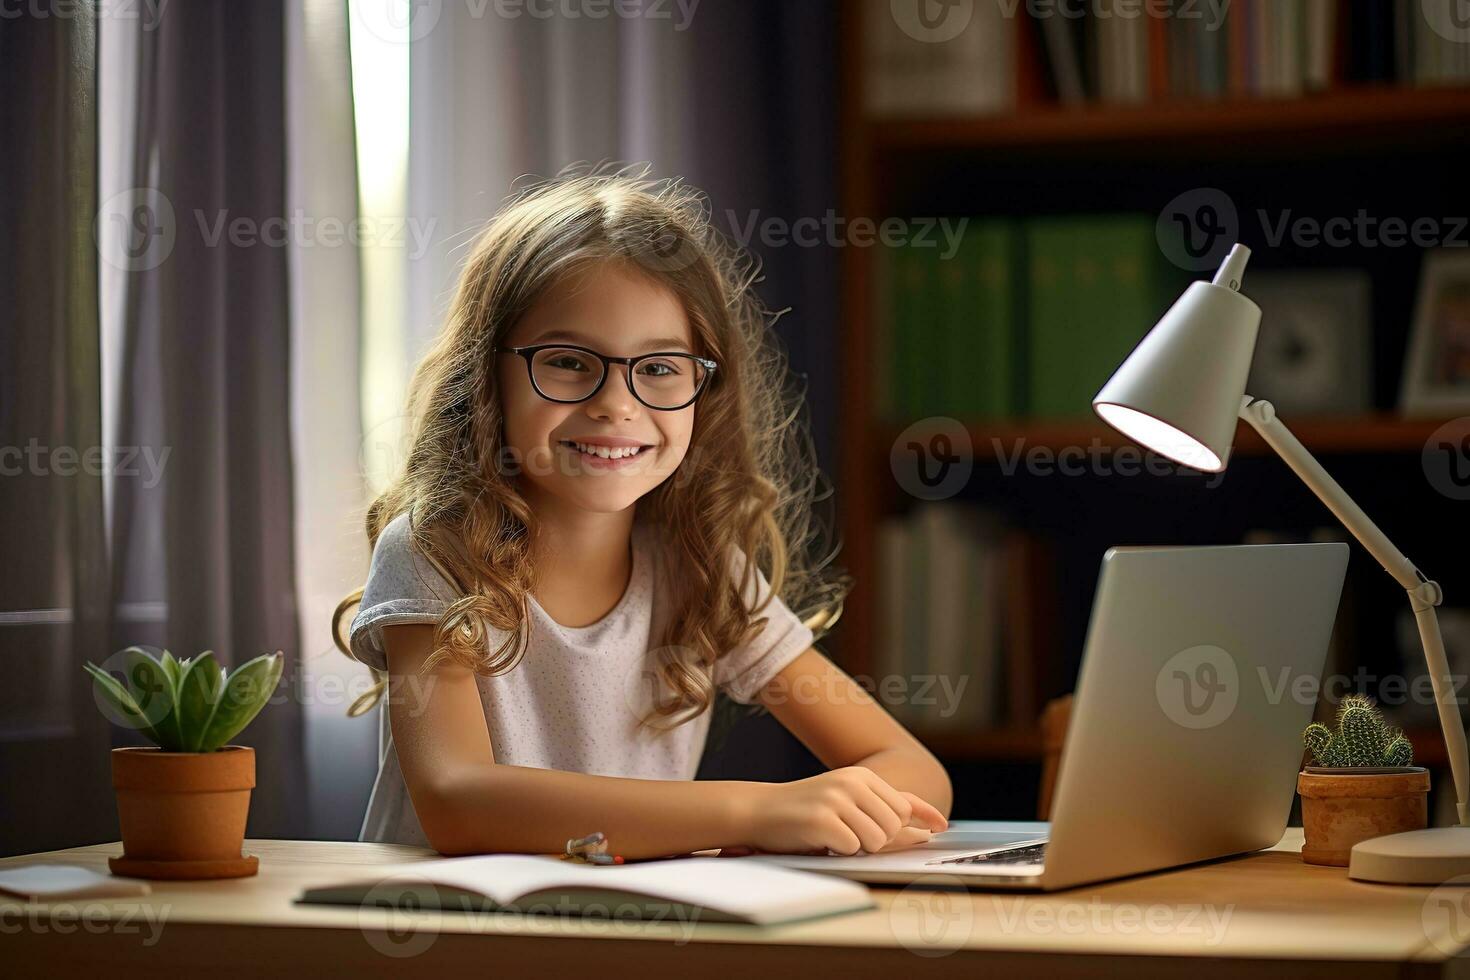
top-left (874, 826), bottom-right (934, 853)
top-left (852, 785), bottom-right (904, 842)
top-left (822, 816), bottom-right (862, 856)
top-left (839, 804), bottom-right (892, 854)
top-left (901, 791), bottom-right (949, 832)
top-left (858, 770), bottom-right (914, 827)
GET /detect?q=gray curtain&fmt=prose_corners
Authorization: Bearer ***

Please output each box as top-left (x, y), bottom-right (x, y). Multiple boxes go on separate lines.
top-left (110, 0), bottom-right (308, 837)
top-left (0, 5), bottom-right (115, 856)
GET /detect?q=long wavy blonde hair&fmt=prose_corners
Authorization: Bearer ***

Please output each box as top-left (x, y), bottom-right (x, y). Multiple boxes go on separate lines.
top-left (337, 165), bottom-right (849, 729)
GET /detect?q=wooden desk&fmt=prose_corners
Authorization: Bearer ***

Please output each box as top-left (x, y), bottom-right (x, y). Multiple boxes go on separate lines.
top-left (4, 830), bottom-right (1470, 978)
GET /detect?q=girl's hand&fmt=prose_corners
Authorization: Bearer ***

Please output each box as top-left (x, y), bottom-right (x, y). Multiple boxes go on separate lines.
top-left (740, 766), bottom-right (948, 856)
top-left (871, 824), bottom-right (939, 853)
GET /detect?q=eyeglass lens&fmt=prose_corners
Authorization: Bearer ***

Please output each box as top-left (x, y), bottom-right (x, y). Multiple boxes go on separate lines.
top-left (530, 347), bottom-right (707, 409)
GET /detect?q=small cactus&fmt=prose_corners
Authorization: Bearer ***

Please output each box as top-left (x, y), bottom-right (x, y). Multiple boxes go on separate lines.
top-left (1302, 694), bottom-right (1414, 768)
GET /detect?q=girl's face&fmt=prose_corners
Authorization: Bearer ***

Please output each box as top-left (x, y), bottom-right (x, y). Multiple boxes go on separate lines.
top-left (496, 261), bottom-right (696, 517)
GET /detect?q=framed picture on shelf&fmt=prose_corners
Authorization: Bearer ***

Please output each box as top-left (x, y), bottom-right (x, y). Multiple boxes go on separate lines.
top-left (1244, 270), bottom-right (1372, 416)
top-left (1401, 249), bottom-right (1470, 417)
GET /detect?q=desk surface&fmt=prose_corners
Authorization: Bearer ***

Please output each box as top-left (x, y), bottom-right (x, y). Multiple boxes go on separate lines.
top-left (4, 829), bottom-right (1470, 979)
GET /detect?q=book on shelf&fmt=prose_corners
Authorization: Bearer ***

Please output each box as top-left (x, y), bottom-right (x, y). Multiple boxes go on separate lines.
top-left (861, 0), bottom-right (1468, 119)
top-left (861, 0), bottom-right (1016, 118)
top-left (882, 220), bottom-right (1022, 422)
top-left (1024, 214), bottom-right (1169, 420)
top-left (870, 505), bottom-right (1023, 734)
top-left (880, 212), bottom-right (1170, 424)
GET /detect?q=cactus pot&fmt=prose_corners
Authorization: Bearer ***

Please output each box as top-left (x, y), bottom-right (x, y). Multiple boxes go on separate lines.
top-left (108, 746), bottom-right (259, 879)
top-left (1297, 767), bottom-right (1430, 867)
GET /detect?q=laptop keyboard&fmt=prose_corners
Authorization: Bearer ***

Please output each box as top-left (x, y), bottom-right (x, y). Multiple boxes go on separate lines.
top-left (935, 842), bottom-right (1049, 866)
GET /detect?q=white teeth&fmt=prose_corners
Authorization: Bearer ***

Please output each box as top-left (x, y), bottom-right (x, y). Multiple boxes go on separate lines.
top-left (570, 441), bottom-right (644, 460)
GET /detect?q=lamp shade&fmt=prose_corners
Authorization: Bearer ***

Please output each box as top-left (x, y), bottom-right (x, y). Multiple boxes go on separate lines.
top-left (1093, 249), bottom-right (1262, 472)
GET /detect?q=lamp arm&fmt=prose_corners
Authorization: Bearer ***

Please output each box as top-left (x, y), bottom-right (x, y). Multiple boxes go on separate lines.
top-left (1239, 395), bottom-right (1467, 826)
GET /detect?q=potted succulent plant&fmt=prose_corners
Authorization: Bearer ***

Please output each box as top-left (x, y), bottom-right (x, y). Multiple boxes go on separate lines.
top-left (84, 647), bottom-right (283, 880)
top-left (1297, 694), bottom-right (1429, 867)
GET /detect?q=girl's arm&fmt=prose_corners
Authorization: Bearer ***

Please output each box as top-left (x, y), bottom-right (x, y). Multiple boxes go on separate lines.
top-left (382, 624), bottom-right (946, 858)
top-left (757, 648), bottom-right (954, 817)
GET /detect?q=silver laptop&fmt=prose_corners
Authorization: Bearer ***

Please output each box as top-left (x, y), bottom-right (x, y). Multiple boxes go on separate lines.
top-left (758, 542), bottom-right (1349, 890)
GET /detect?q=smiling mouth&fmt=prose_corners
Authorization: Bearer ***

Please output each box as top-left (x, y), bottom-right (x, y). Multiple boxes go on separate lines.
top-left (558, 440), bottom-right (652, 460)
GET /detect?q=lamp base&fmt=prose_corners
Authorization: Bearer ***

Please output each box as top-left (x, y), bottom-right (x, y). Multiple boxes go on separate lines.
top-left (1348, 828), bottom-right (1470, 884)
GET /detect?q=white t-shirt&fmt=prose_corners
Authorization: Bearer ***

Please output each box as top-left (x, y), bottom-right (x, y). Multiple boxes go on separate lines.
top-left (347, 513), bottom-right (816, 847)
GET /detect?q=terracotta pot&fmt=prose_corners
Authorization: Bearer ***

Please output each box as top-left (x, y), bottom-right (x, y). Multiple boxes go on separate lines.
top-left (108, 745), bottom-right (259, 879)
top-left (1297, 767), bottom-right (1430, 867)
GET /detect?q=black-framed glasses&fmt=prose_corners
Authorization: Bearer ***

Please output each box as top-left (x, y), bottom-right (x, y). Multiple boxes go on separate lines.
top-left (494, 343), bottom-right (717, 411)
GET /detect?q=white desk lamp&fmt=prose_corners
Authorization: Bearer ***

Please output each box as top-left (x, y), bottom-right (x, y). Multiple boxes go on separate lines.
top-left (1093, 243), bottom-right (1467, 884)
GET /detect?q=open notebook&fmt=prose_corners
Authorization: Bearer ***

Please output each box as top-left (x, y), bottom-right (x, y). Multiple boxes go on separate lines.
top-left (297, 854), bottom-right (872, 926)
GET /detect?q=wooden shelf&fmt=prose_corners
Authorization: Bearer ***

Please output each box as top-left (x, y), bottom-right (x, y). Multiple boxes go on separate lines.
top-left (878, 414), bottom-right (1452, 463)
top-left (913, 726), bottom-right (1046, 762)
top-left (869, 86), bottom-right (1470, 154)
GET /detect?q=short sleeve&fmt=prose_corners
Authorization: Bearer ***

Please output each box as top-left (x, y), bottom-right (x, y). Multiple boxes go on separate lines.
top-left (347, 514), bottom-right (458, 672)
top-left (712, 548), bottom-right (816, 704)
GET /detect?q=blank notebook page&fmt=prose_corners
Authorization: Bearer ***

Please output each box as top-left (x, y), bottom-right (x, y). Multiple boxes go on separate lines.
top-left (374, 854), bottom-right (871, 920)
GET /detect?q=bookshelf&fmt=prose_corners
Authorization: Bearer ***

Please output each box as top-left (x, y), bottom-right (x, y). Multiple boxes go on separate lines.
top-left (871, 85), bottom-right (1470, 153)
top-left (833, 4), bottom-right (1470, 773)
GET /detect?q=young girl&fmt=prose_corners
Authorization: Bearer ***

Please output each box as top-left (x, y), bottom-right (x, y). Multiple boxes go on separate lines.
top-left (344, 167), bottom-right (952, 859)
